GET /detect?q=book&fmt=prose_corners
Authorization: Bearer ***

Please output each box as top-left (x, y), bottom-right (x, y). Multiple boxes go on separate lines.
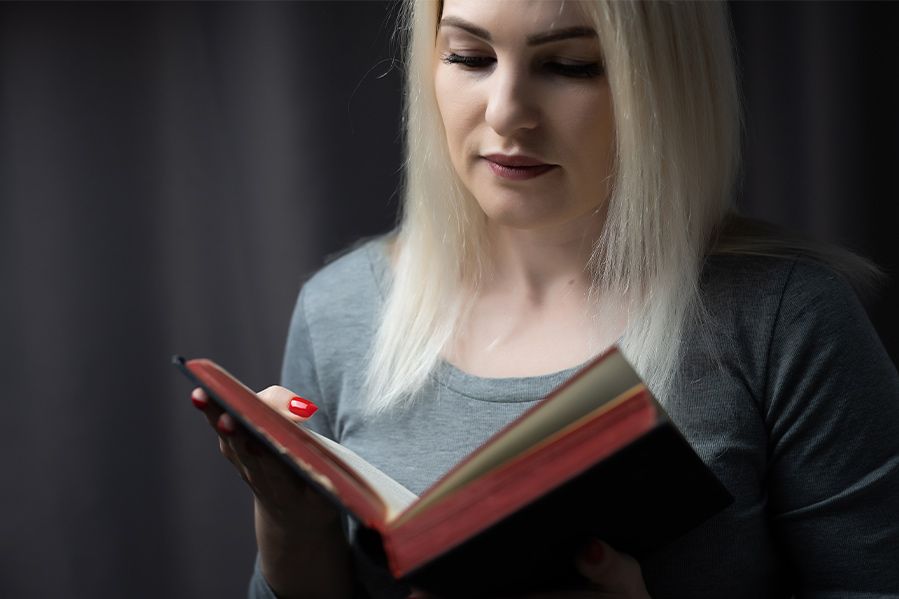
top-left (174, 348), bottom-right (732, 597)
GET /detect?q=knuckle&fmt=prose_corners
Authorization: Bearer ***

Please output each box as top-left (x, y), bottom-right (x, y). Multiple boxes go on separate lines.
top-left (257, 386), bottom-right (294, 412)
top-left (257, 386), bottom-right (296, 416)
top-left (256, 385), bottom-right (284, 402)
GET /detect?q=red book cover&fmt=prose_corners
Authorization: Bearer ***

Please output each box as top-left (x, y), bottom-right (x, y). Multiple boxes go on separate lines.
top-left (175, 349), bottom-right (732, 597)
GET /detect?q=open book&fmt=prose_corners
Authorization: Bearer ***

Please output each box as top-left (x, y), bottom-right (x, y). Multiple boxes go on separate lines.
top-left (175, 348), bottom-right (731, 597)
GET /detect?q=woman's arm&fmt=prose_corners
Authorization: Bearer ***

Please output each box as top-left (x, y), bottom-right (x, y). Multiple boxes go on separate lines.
top-left (764, 261), bottom-right (899, 595)
top-left (246, 281), bottom-right (358, 598)
top-left (254, 495), bottom-right (353, 599)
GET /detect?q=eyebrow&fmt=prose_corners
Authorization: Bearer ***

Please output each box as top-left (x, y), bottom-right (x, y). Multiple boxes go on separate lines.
top-left (439, 16), bottom-right (597, 46)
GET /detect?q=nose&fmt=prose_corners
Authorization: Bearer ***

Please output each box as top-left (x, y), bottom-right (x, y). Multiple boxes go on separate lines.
top-left (484, 65), bottom-right (540, 137)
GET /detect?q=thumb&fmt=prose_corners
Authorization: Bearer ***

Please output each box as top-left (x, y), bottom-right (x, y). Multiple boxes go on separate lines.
top-left (576, 539), bottom-right (649, 597)
top-left (257, 385), bottom-right (319, 422)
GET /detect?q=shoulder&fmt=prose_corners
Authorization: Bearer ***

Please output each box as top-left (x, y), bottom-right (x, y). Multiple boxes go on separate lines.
top-left (303, 236), bottom-right (391, 304)
top-left (698, 252), bottom-right (897, 413)
top-left (284, 235), bottom-right (391, 376)
top-left (689, 253), bottom-right (881, 405)
top-left (700, 252), bottom-right (861, 333)
top-left (703, 215), bottom-right (880, 328)
top-left (298, 235), bottom-right (392, 329)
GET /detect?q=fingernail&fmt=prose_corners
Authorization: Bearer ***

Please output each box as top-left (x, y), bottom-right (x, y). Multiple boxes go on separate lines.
top-left (583, 539), bottom-right (605, 564)
top-left (216, 413), bottom-right (235, 435)
top-left (288, 396), bottom-right (318, 418)
top-left (191, 393), bottom-right (208, 410)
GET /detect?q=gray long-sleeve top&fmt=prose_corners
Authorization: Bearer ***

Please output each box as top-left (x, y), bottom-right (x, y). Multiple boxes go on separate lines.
top-left (250, 238), bottom-right (899, 598)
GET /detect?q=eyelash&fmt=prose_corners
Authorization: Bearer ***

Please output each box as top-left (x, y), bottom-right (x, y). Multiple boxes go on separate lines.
top-left (441, 52), bottom-right (603, 79)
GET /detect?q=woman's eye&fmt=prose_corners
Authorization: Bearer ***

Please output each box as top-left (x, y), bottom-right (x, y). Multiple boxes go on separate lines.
top-left (441, 52), bottom-right (603, 79)
top-left (442, 53), bottom-right (495, 70)
top-left (544, 61), bottom-right (604, 79)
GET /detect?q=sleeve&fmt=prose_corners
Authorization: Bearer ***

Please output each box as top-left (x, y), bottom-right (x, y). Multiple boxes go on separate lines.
top-left (764, 260), bottom-right (899, 597)
top-left (248, 555), bottom-right (279, 599)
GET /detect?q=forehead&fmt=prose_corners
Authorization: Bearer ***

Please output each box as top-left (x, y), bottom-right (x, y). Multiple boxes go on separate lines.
top-left (440, 0), bottom-right (593, 34)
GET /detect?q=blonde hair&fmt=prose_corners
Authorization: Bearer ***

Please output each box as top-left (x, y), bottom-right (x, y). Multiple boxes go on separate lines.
top-left (365, 0), bottom-right (743, 413)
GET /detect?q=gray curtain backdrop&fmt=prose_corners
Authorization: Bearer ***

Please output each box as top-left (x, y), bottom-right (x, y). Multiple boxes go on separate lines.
top-left (1, 2), bottom-right (895, 597)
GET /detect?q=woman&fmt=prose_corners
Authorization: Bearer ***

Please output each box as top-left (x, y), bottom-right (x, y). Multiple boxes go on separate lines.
top-left (192, 0), bottom-right (899, 597)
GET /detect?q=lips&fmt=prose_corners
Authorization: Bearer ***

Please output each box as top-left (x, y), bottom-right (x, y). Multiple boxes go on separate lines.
top-left (482, 153), bottom-right (557, 181)
top-left (483, 153), bottom-right (548, 167)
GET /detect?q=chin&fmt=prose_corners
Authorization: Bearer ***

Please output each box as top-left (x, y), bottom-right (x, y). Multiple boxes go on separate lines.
top-left (479, 203), bottom-right (570, 231)
top-left (475, 195), bottom-right (606, 237)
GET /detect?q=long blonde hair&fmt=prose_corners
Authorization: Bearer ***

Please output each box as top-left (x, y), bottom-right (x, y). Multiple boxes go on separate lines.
top-left (365, 0), bottom-right (743, 413)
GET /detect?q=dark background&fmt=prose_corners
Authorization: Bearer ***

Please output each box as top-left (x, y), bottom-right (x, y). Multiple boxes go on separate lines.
top-left (1, 2), bottom-right (896, 597)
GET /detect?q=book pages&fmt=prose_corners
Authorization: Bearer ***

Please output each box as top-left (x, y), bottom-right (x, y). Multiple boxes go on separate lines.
top-left (398, 350), bottom-right (641, 522)
top-left (306, 429), bottom-right (419, 520)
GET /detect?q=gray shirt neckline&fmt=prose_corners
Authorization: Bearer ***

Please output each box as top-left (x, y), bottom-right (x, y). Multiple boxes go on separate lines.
top-left (363, 238), bottom-right (588, 403)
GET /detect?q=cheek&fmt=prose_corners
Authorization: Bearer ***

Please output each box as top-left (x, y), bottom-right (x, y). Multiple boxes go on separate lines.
top-left (566, 93), bottom-right (615, 186)
top-left (434, 69), bottom-right (479, 157)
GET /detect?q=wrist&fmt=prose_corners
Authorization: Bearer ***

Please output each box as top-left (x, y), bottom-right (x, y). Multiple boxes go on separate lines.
top-left (255, 489), bottom-right (341, 528)
top-left (255, 501), bottom-right (353, 599)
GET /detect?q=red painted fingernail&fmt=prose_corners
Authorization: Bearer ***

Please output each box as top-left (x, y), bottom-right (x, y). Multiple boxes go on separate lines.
top-left (191, 394), bottom-right (207, 410)
top-left (584, 539), bottom-right (605, 564)
top-left (216, 414), bottom-right (235, 435)
top-left (288, 396), bottom-right (318, 418)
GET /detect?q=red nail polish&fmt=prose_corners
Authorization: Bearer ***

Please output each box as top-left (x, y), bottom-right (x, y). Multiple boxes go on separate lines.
top-left (216, 414), bottom-right (235, 435)
top-left (584, 539), bottom-right (605, 564)
top-left (288, 396), bottom-right (318, 418)
top-left (191, 394), bottom-right (207, 410)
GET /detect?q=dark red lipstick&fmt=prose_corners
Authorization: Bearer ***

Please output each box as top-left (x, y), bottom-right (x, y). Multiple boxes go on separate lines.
top-left (482, 154), bottom-right (557, 181)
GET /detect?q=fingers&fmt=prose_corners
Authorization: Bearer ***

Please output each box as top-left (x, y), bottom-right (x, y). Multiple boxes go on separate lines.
top-left (191, 387), bottom-right (223, 429)
top-left (190, 386), bottom-right (209, 409)
top-left (191, 385), bottom-right (318, 426)
top-left (212, 412), bottom-right (280, 499)
top-left (188, 385), bottom-right (316, 509)
top-left (216, 412), bottom-right (316, 516)
top-left (257, 385), bottom-right (318, 422)
top-left (576, 539), bottom-right (650, 598)
top-left (190, 388), bottom-right (254, 478)
top-left (188, 385), bottom-right (286, 466)
top-left (217, 415), bottom-right (263, 488)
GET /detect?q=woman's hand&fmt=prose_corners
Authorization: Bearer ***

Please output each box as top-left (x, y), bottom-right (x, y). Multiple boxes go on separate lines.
top-left (191, 385), bottom-right (337, 527)
top-left (191, 386), bottom-right (354, 598)
top-left (408, 539), bottom-right (650, 599)
top-left (572, 539), bottom-right (651, 598)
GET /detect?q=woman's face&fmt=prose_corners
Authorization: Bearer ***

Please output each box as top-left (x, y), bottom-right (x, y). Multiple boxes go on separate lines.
top-left (434, 0), bottom-right (614, 233)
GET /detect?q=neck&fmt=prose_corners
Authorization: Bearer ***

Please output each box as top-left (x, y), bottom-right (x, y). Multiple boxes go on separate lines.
top-left (483, 210), bottom-right (604, 299)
